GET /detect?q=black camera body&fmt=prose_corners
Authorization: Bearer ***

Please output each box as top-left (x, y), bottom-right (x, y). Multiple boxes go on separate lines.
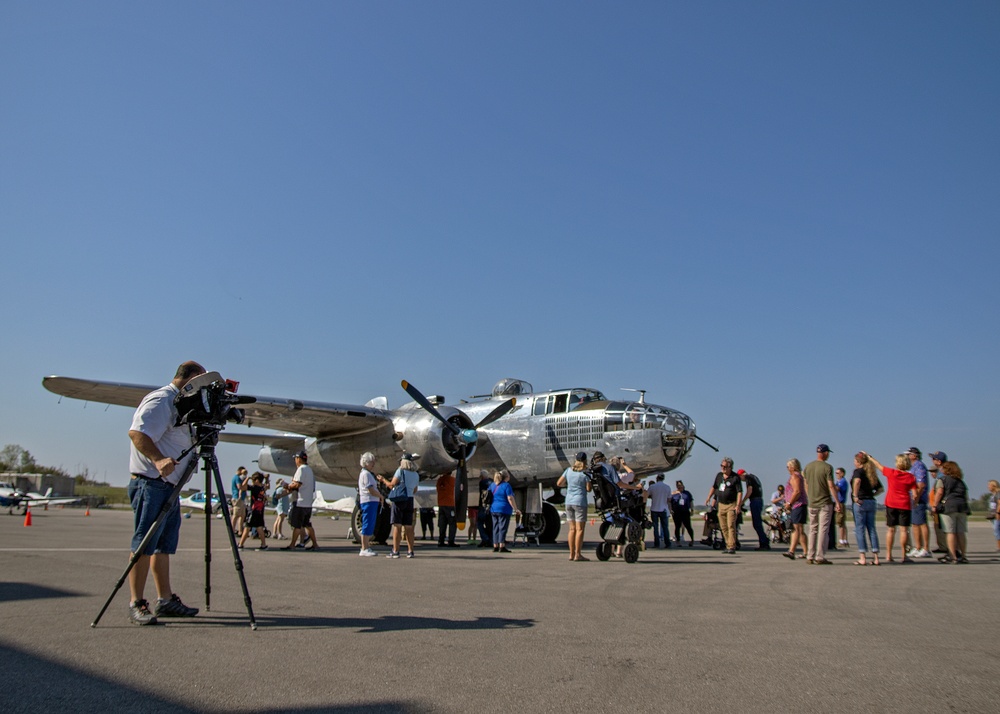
top-left (174, 371), bottom-right (254, 427)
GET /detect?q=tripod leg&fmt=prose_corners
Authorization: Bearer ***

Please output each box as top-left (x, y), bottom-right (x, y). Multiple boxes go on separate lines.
top-left (209, 455), bottom-right (257, 630)
top-left (204, 456), bottom-right (213, 611)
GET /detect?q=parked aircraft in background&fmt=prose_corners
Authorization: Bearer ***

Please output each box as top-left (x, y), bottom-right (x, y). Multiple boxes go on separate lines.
top-left (43, 375), bottom-right (712, 544)
top-left (1, 482), bottom-right (82, 514)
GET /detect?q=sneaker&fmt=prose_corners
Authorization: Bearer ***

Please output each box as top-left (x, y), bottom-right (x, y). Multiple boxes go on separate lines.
top-left (154, 594), bottom-right (198, 618)
top-left (129, 599), bottom-right (158, 626)
top-left (406, 551), bottom-right (415, 558)
top-left (257, 544), bottom-right (269, 551)
top-left (387, 551), bottom-right (400, 559)
top-left (359, 548), bottom-right (377, 557)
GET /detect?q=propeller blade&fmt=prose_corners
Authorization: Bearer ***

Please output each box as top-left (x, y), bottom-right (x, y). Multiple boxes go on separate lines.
top-left (474, 398), bottom-right (516, 430)
top-left (401, 380), bottom-right (461, 435)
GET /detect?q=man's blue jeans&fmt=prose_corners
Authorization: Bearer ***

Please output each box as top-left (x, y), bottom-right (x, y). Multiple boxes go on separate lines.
top-left (651, 510), bottom-right (669, 547)
top-left (749, 498), bottom-right (768, 546)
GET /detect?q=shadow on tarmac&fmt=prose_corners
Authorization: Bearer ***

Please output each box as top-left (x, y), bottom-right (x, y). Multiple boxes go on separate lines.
top-left (160, 613), bottom-right (536, 632)
top-left (0, 582), bottom-right (84, 603)
top-left (0, 642), bottom-right (433, 713)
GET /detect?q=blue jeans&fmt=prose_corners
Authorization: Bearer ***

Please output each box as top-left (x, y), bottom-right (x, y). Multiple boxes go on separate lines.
top-left (478, 510), bottom-right (492, 545)
top-left (650, 510), bottom-right (669, 547)
top-left (853, 500), bottom-right (879, 553)
top-left (492, 512), bottom-right (511, 546)
top-left (749, 498), bottom-right (768, 546)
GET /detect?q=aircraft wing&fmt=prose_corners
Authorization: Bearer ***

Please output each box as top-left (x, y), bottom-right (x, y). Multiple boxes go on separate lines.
top-left (42, 376), bottom-right (394, 439)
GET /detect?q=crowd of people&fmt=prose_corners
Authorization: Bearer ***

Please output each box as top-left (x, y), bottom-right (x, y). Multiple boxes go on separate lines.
top-left (122, 364), bottom-right (990, 628)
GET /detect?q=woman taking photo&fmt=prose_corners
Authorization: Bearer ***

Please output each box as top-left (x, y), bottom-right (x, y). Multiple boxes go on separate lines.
top-left (851, 453), bottom-right (883, 565)
top-left (556, 452), bottom-right (591, 561)
top-left (782, 459), bottom-right (808, 560)
top-left (864, 453), bottom-right (916, 563)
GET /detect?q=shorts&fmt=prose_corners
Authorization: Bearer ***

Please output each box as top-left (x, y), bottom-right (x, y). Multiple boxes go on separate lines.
top-left (467, 505), bottom-right (479, 521)
top-left (911, 504), bottom-right (928, 526)
top-left (128, 477), bottom-right (181, 556)
top-left (939, 512), bottom-right (968, 534)
top-left (391, 499), bottom-right (414, 526)
top-left (885, 507), bottom-right (912, 528)
top-left (835, 506), bottom-right (846, 528)
top-left (247, 508), bottom-right (265, 528)
top-left (231, 499), bottom-right (247, 518)
top-left (790, 505), bottom-right (807, 525)
top-left (360, 501), bottom-right (380, 536)
top-left (565, 504), bottom-right (588, 523)
top-left (289, 505), bottom-right (313, 529)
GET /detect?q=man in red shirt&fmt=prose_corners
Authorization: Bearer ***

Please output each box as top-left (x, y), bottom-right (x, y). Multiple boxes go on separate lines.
top-left (436, 471), bottom-right (458, 547)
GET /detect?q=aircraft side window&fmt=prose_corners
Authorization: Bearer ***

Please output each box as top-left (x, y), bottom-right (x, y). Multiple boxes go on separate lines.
top-left (553, 394), bottom-right (568, 413)
top-left (532, 398), bottom-right (546, 416)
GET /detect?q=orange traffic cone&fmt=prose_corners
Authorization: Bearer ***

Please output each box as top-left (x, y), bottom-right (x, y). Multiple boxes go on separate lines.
top-left (24, 507), bottom-right (32, 527)
top-left (85, 506), bottom-right (91, 516)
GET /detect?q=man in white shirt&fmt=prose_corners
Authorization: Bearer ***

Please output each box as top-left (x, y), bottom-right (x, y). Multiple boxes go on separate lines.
top-left (647, 474), bottom-right (672, 548)
top-left (283, 451), bottom-right (318, 550)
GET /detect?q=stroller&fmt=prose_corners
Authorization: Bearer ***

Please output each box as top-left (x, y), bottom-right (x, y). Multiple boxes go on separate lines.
top-left (588, 470), bottom-right (646, 564)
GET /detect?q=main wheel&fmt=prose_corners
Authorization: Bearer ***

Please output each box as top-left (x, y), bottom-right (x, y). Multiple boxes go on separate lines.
top-left (596, 542), bottom-right (613, 561)
top-left (623, 543), bottom-right (639, 563)
top-left (539, 502), bottom-right (561, 543)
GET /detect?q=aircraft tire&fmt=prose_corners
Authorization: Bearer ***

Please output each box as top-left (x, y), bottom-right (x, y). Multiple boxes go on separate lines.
top-left (540, 502), bottom-right (561, 543)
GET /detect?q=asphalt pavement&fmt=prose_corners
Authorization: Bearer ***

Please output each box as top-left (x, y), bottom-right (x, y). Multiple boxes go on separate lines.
top-left (2, 507), bottom-right (998, 713)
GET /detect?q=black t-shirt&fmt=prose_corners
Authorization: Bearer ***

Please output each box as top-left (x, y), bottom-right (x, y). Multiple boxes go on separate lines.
top-left (852, 468), bottom-right (877, 501)
top-left (713, 471), bottom-right (742, 504)
top-left (745, 474), bottom-right (763, 500)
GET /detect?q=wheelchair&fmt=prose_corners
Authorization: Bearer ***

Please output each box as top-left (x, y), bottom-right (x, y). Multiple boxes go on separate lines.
top-left (588, 471), bottom-right (647, 564)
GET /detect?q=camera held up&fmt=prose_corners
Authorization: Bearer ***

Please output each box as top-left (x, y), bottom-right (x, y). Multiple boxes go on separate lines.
top-left (174, 371), bottom-right (256, 428)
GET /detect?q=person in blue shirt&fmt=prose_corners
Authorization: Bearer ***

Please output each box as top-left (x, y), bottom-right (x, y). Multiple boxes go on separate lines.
top-left (906, 447), bottom-right (931, 557)
top-left (835, 467), bottom-right (850, 546)
top-left (489, 470), bottom-right (520, 553)
top-left (230, 466), bottom-right (248, 534)
top-left (556, 451), bottom-right (592, 561)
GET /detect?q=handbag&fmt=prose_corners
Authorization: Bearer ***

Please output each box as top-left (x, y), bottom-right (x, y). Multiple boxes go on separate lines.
top-left (388, 469), bottom-right (410, 503)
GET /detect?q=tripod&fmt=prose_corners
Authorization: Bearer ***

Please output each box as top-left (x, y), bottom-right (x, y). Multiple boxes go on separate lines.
top-left (91, 424), bottom-right (257, 629)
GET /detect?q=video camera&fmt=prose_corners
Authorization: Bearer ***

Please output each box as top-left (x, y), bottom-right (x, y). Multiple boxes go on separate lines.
top-left (174, 371), bottom-right (256, 427)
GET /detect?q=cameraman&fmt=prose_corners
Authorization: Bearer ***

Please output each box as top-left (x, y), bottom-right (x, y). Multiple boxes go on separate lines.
top-left (125, 361), bottom-right (205, 625)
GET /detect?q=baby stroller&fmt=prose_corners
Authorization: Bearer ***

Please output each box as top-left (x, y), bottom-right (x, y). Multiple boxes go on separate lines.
top-left (588, 470), bottom-right (645, 564)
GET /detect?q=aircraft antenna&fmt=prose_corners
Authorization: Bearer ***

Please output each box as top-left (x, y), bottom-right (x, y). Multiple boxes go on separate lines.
top-left (621, 388), bottom-right (646, 405)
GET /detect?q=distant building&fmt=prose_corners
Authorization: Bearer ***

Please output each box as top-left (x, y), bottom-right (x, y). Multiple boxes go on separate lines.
top-left (0, 472), bottom-right (76, 496)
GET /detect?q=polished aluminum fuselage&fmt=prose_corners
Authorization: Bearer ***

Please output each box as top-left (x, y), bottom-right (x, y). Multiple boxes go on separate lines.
top-left (258, 386), bottom-right (697, 490)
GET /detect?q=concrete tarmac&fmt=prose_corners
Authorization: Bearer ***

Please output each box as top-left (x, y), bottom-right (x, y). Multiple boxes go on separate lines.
top-left (2, 507), bottom-right (999, 713)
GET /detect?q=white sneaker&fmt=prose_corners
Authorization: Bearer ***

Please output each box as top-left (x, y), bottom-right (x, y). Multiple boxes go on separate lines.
top-left (359, 548), bottom-right (377, 557)
top-left (918, 549), bottom-right (932, 558)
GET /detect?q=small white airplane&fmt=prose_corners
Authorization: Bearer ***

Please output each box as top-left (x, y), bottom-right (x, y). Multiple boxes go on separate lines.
top-left (179, 491), bottom-right (224, 513)
top-left (309, 490), bottom-right (355, 515)
top-left (1, 482), bottom-right (82, 514)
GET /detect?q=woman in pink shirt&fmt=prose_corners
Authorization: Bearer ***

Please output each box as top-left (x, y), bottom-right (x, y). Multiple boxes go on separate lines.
top-left (781, 458), bottom-right (808, 560)
top-left (864, 453), bottom-right (916, 564)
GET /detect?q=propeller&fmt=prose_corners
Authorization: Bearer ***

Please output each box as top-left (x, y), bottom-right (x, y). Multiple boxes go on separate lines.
top-left (401, 380), bottom-right (516, 530)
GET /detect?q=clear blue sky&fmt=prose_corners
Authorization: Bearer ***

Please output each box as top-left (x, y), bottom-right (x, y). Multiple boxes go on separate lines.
top-left (2, 2), bottom-right (997, 498)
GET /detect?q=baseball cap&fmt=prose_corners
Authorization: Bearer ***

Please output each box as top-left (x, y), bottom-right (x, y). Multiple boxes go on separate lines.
top-left (905, 447), bottom-right (922, 457)
top-left (929, 451), bottom-right (947, 462)
top-left (574, 451), bottom-right (587, 463)
top-left (736, 469), bottom-right (746, 475)
top-left (817, 444), bottom-right (832, 453)
top-left (292, 450), bottom-right (307, 460)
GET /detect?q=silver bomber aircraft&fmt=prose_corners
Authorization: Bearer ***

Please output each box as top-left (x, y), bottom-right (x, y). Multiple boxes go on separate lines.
top-left (42, 376), bottom-right (709, 543)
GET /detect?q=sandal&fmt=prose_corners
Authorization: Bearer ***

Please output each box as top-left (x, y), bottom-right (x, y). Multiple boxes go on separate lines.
top-left (853, 560), bottom-right (867, 566)
top-left (782, 551), bottom-right (795, 560)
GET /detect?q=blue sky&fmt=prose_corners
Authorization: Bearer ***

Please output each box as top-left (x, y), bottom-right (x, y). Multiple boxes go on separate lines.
top-left (2, 2), bottom-right (997, 498)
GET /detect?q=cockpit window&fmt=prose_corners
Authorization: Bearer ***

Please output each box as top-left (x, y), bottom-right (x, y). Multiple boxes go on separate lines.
top-left (553, 393), bottom-right (569, 413)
